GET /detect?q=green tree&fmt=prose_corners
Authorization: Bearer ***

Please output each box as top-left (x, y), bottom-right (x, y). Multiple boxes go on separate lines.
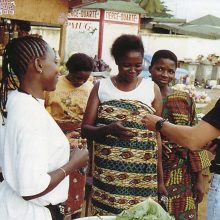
top-left (136, 0), bottom-right (173, 17)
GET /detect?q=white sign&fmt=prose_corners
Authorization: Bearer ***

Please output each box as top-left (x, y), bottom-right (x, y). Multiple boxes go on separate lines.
top-left (0, 0), bottom-right (15, 15)
top-left (104, 11), bottom-right (139, 24)
top-left (65, 20), bottom-right (99, 61)
top-left (68, 9), bottom-right (100, 20)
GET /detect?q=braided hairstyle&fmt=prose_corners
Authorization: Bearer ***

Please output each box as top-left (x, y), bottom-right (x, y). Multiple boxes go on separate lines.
top-left (0, 36), bottom-right (48, 121)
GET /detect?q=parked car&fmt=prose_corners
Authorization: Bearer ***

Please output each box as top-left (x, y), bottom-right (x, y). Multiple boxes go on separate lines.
top-left (140, 54), bottom-right (189, 81)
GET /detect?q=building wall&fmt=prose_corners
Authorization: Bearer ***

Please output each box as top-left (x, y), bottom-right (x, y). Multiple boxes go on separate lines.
top-left (65, 9), bottom-right (100, 61)
top-left (140, 31), bottom-right (220, 60)
top-left (1, 0), bottom-right (69, 25)
top-left (66, 8), bottom-right (140, 74)
top-left (103, 22), bottom-right (139, 74)
top-left (140, 32), bottom-right (220, 81)
top-left (31, 26), bottom-right (60, 51)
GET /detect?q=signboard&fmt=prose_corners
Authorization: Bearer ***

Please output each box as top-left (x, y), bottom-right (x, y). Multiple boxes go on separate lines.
top-left (68, 9), bottom-right (100, 20)
top-left (0, 0), bottom-right (15, 15)
top-left (65, 9), bottom-right (100, 61)
top-left (104, 10), bottom-right (139, 24)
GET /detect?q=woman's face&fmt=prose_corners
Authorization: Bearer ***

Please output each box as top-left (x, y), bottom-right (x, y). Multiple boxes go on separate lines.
top-left (39, 47), bottom-right (60, 91)
top-left (40, 47), bottom-right (60, 91)
top-left (67, 71), bottom-right (91, 87)
top-left (150, 58), bottom-right (176, 87)
top-left (117, 51), bottom-right (143, 82)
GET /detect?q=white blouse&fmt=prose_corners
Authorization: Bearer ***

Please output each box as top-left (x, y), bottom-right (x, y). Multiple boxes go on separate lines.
top-left (98, 77), bottom-right (155, 106)
top-left (0, 90), bottom-right (70, 220)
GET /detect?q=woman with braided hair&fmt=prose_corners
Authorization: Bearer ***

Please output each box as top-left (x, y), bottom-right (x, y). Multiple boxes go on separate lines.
top-left (0, 36), bottom-right (89, 220)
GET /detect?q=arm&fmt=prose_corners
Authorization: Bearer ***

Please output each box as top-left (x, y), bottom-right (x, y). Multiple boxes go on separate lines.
top-left (193, 171), bottom-right (204, 204)
top-left (81, 82), bottom-right (135, 141)
top-left (156, 133), bottom-right (168, 197)
top-left (152, 83), bottom-right (163, 116)
top-left (23, 147), bottom-right (89, 200)
top-left (142, 114), bottom-right (220, 150)
top-left (81, 82), bottom-right (107, 140)
top-left (152, 83), bottom-right (167, 196)
top-left (189, 150), bottom-right (209, 204)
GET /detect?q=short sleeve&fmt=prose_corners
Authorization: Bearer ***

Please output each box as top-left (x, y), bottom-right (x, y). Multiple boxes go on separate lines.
top-left (202, 99), bottom-right (220, 129)
top-left (16, 109), bottom-right (51, 196)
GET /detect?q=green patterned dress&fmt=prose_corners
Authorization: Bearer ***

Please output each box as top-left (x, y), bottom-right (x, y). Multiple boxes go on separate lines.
top-left (91, 99), bottom-right (158, 215)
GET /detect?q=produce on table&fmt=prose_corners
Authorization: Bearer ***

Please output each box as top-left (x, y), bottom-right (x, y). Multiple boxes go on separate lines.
top-left (92, 55), bottom-right (111, 72)
top-left (116, 197), bottom-right (174, 220)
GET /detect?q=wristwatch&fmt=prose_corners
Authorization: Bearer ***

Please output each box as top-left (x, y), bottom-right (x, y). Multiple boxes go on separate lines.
top-left (155, 118), bottom-right (167, 132)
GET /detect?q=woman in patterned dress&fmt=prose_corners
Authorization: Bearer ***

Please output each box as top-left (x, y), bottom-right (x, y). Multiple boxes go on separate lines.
top-left (149, 49), bottom-right (210, 220)
top-left (45, 53), bottom-right (94, 219)
top-left (81, 34), bottom-right (167, 215)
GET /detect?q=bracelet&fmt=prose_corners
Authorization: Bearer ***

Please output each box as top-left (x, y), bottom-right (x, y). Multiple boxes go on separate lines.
top-left (59, 167), bottom-right (67, 178)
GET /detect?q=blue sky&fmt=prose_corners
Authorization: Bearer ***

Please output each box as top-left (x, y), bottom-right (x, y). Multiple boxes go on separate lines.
top-left (163, 0), bottom-right (220, 21)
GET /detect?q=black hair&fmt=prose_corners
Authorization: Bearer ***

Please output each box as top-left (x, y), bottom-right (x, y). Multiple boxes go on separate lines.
top-left (151, 49), bottom-right (178, 68)
top-left (0, 36), bottom-right (48, 121)
top-left (66, 53), bottom-right (94, 73)
top-left (16, 20), bottom-right (31, 32)
top-left (111, 34), bottom-right (144, 64)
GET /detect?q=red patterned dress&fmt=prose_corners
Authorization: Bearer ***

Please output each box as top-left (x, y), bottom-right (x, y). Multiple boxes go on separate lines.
top-left (162, 90), bottom-right (210, 220)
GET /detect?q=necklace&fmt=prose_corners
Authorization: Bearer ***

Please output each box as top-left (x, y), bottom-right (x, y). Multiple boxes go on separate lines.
top-left (18, 88), bottom-right (39, 102)
top-left (113, 76), bottom-right (139, 89)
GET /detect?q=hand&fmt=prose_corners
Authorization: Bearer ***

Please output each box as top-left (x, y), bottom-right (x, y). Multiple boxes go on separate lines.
top-left (67, 132), bottom-right (80, 148)
top-left (78, 138), bottom-right (87, 149)
top-left (69, 147), bottom-right (89, 170)
top-left (108, 121), bottom-right (135, 139)
top-left (69, 139), bottom-right (79, 148)
top-left (162, 143), bottom-right (172, 159)
top-left (158, 182), bottom-right (168, 211)
top-left (66, 131), bottom-right (80, 141)
top-left (158, 182), bottom-right (168, 199)
top-left (66, 131), bottom-right (85, 149)
top-left (142, 114), bottom-right (163, 131)
top-left (204, 140), bottom-right (218, 155)
top-left (193, 177), bottom-right (204, 204)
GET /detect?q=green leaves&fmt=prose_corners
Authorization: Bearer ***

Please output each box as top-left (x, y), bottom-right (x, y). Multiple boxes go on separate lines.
top-left (138, 0), bottom-right (173, 17)
top-left (116, 197), bottom-right (175, 220)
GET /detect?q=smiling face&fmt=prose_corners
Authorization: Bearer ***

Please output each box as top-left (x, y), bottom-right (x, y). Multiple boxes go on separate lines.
top-left (40, 47), bottom-right (60, 91)
top-left (117, 51), bottom-right (143, 83)
top-left (150, 58), bottom-right (177, 87)
top-left (67, 71), bottom-right (91, 87)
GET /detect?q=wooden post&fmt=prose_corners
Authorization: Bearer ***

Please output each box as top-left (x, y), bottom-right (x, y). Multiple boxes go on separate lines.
top-left (59, 24), bottom-right (67, 62)
top-left (98, 9), bottom-right (105, 60)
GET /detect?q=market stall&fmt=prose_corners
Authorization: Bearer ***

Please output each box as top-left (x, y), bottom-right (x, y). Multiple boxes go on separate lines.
top-left (0, 0), bottom-right (70, 78)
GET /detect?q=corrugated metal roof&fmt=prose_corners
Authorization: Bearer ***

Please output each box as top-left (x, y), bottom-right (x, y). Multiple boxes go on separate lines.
top-left (153, 15), bottom-right (220, 39)
top-left (152, 17), bottom-right (186, 24)
top-left (154, 23), bottom-right (220, 39)
top-left (188, 14), bottom-right (220, 27)
top-left (82, 1), bottom-right (146, 14)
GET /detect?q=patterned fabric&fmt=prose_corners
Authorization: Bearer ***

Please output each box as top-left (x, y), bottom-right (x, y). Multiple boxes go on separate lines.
top-left (92, 99), bottom-right (158, 215)
top-left (64, 171), bottom-right (86, 216)
top-left (45, 75), bottom-right (93, 216)
top-left (162, 90), bottom-right (210, 220)
top-left (45, 75), bottom-right (93, 131)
